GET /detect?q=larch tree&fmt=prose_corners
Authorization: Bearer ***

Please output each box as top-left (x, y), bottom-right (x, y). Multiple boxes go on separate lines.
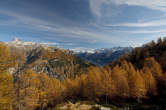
top-left (143, 57), bottom-right (162, 78)
top-left (19, 69), bottom-right (40, 110)
top-left (141, 68), bottom-right (157, 96)
top-left (85, 67), bottom-right (103, 100)
top-left (111, 65), bottom-right (129, 98)
top-left (99, 69), bottom-right (115, 103)
top-left (128, 70), bottom-right (147, 102)
top-left (0, 43), bottom-right (14, 110)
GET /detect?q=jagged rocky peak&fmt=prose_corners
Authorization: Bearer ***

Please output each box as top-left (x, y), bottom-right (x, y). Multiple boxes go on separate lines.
top-left (8, 37), bottom-right (37, 46)
top-left (12, 37), bottom-right (20, 42)
top-left (6, 37), bottom-right (51, 50)
top-left (6, 37), bottom-right (59, 49)
top-left (4, 37), bottom-right (59, 58)
top-left (11, 37), bottom-right (22, 44)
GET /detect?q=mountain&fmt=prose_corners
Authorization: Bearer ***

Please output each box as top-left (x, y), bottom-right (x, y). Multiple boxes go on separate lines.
top-left (5, 38), bottom-right (93, 80)
top-left (6, 38), bottom-right (132, 67)
top-left (5, 38), bottom-right (55, 56)
top-left (75, 47), bottom-right (133, 66)
top-left (2, 37), bottom-right (166, 110)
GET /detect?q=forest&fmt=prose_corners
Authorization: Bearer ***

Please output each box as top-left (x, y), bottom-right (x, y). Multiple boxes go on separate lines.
top-left (1, 37), bottom-right (166, 110)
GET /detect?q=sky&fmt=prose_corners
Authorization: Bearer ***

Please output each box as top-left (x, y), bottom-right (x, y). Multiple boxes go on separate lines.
top-left (0, 0), bottom-right (166, 49)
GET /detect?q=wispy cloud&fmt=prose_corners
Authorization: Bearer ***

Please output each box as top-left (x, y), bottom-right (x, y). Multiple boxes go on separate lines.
top-left (0, 10), bottom-right (116, 44)
top-left (0, 0), bottom-right (166, 49)
top-left (40, 42), bottom-right (59, 45)
top-left (107, 19), bottom-right (166, 27)
top-left (89, 0), bottom-right (166, 17)
top-left (117, 29), bottom-right (166, 34)
top-left (70, 47), bottom-right (95, 53)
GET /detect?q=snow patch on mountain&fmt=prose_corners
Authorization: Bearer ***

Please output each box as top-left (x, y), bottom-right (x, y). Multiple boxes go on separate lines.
top-left (71, 46), bottom-right (133, 54)
top-left (75, 46), bottom-right (133, 66)
top-left (5, 37), bottom-right (59, 50)
top-left (70, 47), bottom-right (95, 54)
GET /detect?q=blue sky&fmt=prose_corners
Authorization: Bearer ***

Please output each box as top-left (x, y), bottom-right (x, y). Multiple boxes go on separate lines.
top-left (0, 0), bottom-right (166, 49)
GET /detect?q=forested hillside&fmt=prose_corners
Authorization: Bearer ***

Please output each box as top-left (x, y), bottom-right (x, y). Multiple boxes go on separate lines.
top-left (1, 38), bottom-right (166, 110)
top-left (111, 37), bottom-right (166, 71)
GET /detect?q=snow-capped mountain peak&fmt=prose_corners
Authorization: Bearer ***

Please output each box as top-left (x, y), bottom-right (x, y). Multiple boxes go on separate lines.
top-left (5, 38), bottom-right (52, 52)
top-left (76, 47), bottom-right (133, 66)
top-left (5, 38), bottom-right (62, 53)
top-left (12, 37), bottom-right (20, 42)
top-left (70, 48), bottom-right (95, 54)
top-left (72, 47), bottom-right (133, 54)
top-left (9, 37), bottom-right (37, 46)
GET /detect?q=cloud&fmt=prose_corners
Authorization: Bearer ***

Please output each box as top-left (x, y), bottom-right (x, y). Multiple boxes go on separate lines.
top-left (0, 10), bottom-right (116, 44)
top-left (40, 42), bottom-right (59, 45)
top-left (1, 5), bottom-right (165, 48)
top-left (108, 28), bottom-right (166, 35)
top-left (89, 0), bottom-right (104, 17)
top-left (107, 19), bottom-right (166, 27)
top-left (89, 0), bottom-right (166, 17)
top-left (124, 29), bottom-right (166, 34)
top-left (70, 47), bottom-right (95, 53)
top-left (114, 0), bottom-right (166, 11)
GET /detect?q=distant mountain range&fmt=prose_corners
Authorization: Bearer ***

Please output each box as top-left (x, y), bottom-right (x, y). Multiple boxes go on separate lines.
top-left (4, 38), bottom-right (133, 78)
top-left (75, 47), bottom-right (133, 66)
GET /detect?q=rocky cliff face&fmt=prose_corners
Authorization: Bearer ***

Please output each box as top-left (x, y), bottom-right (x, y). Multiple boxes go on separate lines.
top-left (5, 38), bottom-right (93, 80)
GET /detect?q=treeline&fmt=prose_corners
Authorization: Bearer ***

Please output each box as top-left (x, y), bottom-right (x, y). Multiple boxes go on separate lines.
top-left (112, 37), bottom-right (166, 71)
top-left (1, 38), bottom-right (166, 110)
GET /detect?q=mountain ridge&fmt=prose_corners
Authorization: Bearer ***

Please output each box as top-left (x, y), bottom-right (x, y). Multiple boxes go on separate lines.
top-left (4, 38), bottom-right (94, 80)
top-left (5, 38), bottom-right (133, 66)
top-left (76, 47), bottom-right (133, 66)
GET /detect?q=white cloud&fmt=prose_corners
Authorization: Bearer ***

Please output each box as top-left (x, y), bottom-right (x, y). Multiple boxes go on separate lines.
top-left (0, 10), bottom-right (116, 43)
top-left (89, 0), bottom-right (166, 17)
top-left (40, 42), bottom-right (59, 45)
top-left (128, 29), bottom-right (166, 34)
top-left (115, 0), bottom-right (166, 12)
top-left (107, 19), bottom-right (166, 27)
top-left (112, 28), bottom-right (166, 34)
top-left (70, 47), bottom-right (95, 53)
top-left (1, 9), bottom-right (165, 48)
top-left (89, 0), bottom-right (104, 17)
